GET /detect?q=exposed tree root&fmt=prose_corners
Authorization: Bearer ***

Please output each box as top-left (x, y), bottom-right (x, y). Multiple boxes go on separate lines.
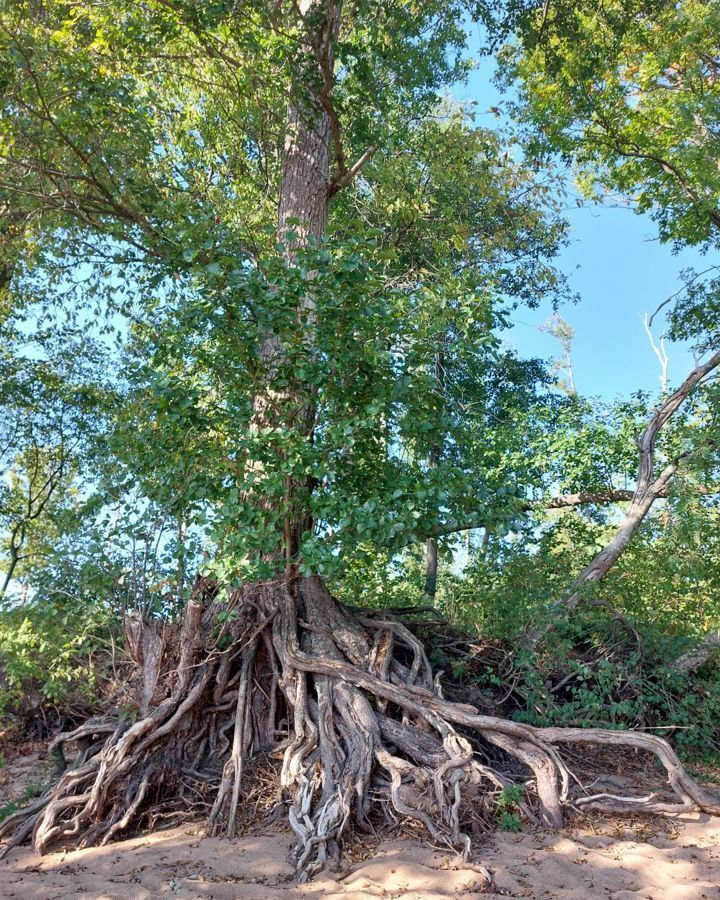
top-left (2, 573), bottom-right (719, 886)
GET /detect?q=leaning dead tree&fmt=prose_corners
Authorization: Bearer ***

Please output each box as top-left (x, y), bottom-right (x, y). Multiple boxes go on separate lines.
top-left (2, 0), bottom-right (720, 886)
top-left (525, 349), bottom-right (720, 646)
top-left (562, 351), bottom-right (720, 606)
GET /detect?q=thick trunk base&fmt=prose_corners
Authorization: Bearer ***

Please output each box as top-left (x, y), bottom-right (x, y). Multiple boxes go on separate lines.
top-left (1, 574), bottom-right (719, 885)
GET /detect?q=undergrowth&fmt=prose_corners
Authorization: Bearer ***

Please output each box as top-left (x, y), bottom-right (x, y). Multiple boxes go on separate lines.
top-left (0, 594), bottom-right (114, 733)
top-left (0, 778), bottom-right (46, 825)
top-left (425, 610), bottom-right (720, 764)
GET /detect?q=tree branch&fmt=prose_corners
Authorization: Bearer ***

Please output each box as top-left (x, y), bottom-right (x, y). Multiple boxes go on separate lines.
top-left (427, 487), bottom-right (693, 540)
top-left (592, 123), bottom-right (720, 232)
top-left (327, 144), bottom-right (377, 197)
top-left (528, 349), bottom-right (720, 644)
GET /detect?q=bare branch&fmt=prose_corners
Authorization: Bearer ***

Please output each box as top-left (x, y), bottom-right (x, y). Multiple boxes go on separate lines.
top-left (643, 313), bottom-right (669, 393)
top-left (528, 349), bottom-right (720, 643)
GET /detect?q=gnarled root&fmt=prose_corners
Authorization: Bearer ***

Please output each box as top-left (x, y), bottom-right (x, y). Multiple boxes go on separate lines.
top-left (2, 573), bottom-right (719, 885)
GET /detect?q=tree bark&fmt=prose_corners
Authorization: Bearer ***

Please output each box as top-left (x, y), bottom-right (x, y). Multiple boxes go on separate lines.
top-left (424, 537), bottom-right (438, 600)
top-left (671, 632), bottom-right (720, 674)
top-left (247, 0), bottom-right (341, 558)
top-left (277, 90), bottom-right (332, 243)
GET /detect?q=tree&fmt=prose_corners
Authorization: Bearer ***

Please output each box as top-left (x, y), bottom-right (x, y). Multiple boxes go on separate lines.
top-left (540, 312), bottom-right (576, 395)
top-left (0, 444), bottom-right (73, 599)
top-left (0, 323), bottom-right (110, 599)
top-left (505, 0), bottom-right (720, 645)
top-left (1, 0), bottom-right (719, 881)
top-left (503, 0), bottom-right (720, 352)
top-left (504, 0), bottom-right (720, 370)
top-left (504, 0), bottom-right (720, 247)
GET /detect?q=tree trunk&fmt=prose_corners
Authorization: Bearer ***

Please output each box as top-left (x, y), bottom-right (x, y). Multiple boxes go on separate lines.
top-left (424, 537), bottom-right (438, 600)
top-left (0, 204), bottom-right (26, 323)
top-left (277, 92), bottom-right (332, 243)
top-left (0, 523), bottom-right (24, 600)
top-left (248, 0), bottom-right (340, 557)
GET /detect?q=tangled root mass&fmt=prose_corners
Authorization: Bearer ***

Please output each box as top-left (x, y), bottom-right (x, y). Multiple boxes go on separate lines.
top-left (2, 573), bottom-right (719, 884)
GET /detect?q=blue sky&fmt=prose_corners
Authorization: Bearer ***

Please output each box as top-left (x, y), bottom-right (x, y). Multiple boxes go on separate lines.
top-left (458, 39), bottom-right (713, 403)
top-left (507, 205), bottom-right (704, 400)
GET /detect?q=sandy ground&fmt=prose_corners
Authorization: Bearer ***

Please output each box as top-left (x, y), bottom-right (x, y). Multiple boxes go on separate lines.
top-left (2, 754), bottom-right (719, 899)
top-left (2, 814), bottom-right (720, 899)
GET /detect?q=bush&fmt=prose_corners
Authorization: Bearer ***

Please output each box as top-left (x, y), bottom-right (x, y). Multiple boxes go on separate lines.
top-left (483, 613), bottom-right (720, 762)
top-left (0, 595), bottom-right (113, 724)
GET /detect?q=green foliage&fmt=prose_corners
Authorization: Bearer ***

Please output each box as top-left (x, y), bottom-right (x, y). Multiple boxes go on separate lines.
top-left (495, 784), bottom-right (522, 831)
top-left (506, 0), bottom-right (720, 251)
top-left (667, 270), bottom-right (720, 355)
top-left (0, 595), bottom-right (113, 720)
top-left (503, 619), bottom-right (720, 762)
top-left (453, 491), bottom-right (720, 642)
top-left (0, 0), bottom-right (575, 587)
top-left (505, 0), bottom-right (720, 357)
top-left (432, 493), bottom-right (720, 761)
top-left (0, 778), bottom-right (47, 824)
top-left (332, 544), bottom-right (427, 610)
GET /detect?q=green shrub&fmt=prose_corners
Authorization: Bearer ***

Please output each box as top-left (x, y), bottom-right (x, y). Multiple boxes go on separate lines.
top-left (495, 784), bottom-right (522, 832)
top-left (487, 615), bottom-right (720, 762)
top-left (0, 595), bottom-right (113, 722)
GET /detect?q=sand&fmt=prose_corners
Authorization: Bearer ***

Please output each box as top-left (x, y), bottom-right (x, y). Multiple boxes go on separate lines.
top-left (2, 751), bottom-right (719, 898)
top-left (1, 814), bottom-right (719, 899)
